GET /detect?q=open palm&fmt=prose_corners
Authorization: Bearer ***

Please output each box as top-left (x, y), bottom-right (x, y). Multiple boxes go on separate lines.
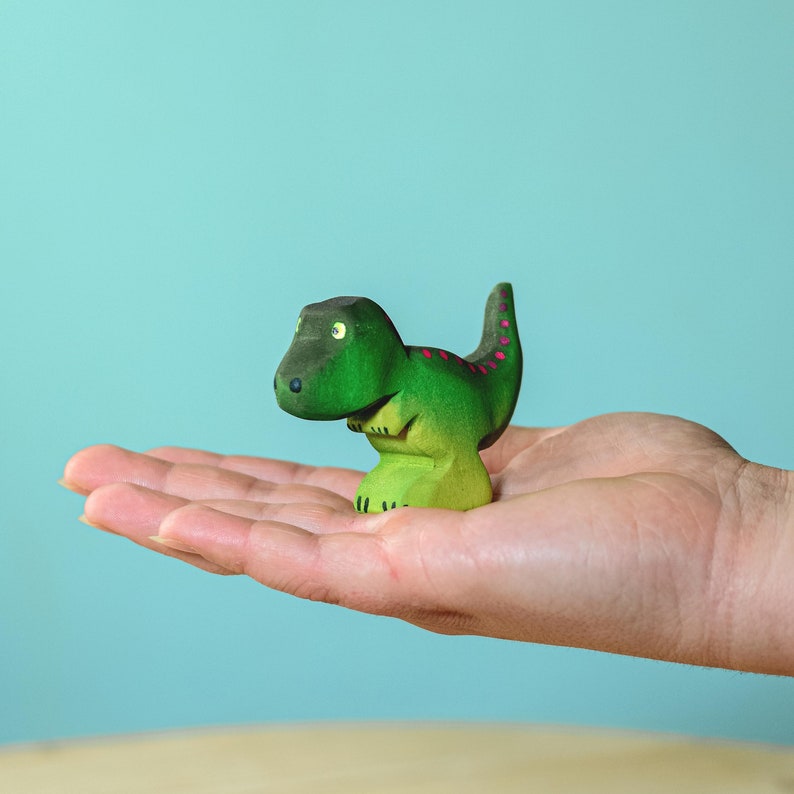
top-left (62, 412), bottom-right (791, 675)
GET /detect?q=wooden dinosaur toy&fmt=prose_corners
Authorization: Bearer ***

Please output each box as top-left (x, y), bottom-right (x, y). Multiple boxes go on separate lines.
top-left (274, 282), bottom-right (522, 512)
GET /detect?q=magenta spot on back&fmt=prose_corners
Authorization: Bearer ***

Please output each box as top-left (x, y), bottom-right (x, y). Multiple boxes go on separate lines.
top-left (487, 360), bottom-right (497, 369)
top-left (498, 303), bottom-right (507, 312)
top-left (422, 348), bottom-right (432, 358)
top-left (478, 364), bottom-right (488, 374)
top-left (500, 289), bottom-right (507, 298)
top-left (468, 363), bottom-right (476, 372)
top-left (439, 350), bottom-right (449, 360)
top-left (495, 351), bottom-right (506, 360)
top-left (500, 336), bottom-right (510, 346)
top-left (500, 319), bottom-right (510, 328)
top-left (455, 355), bottom-right (464, 365)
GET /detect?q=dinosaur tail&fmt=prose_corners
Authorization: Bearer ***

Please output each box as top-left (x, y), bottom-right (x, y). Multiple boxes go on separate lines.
top-left (467, 282), bottom-right (523, 450)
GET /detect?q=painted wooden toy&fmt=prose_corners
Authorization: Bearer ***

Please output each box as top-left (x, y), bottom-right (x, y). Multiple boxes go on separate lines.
top-left (274, 283), bottom-right (522, 512)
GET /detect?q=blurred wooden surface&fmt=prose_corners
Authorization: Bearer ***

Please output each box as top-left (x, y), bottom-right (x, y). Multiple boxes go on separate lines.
top-left (1, 723), bottom-right (793, 793)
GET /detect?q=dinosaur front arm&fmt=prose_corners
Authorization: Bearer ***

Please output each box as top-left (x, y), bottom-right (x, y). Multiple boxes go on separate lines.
top-left (346, 393), bottom-right (414, 438)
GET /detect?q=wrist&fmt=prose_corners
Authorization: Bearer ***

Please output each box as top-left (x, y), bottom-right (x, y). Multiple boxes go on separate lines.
top-left (721, 462), bottom-right (794, 675)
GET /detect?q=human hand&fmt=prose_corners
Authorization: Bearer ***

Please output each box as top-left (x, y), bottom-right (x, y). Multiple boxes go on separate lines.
top-left (61, 412), bottom-right (793, 675)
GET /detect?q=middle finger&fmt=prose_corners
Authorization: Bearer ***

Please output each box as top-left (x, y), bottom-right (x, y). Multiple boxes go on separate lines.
top-left (71, 445), bottom-right (352, 509)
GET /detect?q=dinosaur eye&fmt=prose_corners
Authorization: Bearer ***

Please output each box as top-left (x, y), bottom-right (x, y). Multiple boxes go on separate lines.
top-left (331, 321), bottom-right (346, 340)
top-left (295, 316), bottom-right (302, 334)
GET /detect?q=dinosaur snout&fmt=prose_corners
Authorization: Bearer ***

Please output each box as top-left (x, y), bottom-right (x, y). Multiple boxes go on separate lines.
top-left (273, 367), bottom-right (308, 416)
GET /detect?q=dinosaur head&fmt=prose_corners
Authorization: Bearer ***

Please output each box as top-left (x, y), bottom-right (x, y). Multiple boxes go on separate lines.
top-left (274, 296), bottom-right (406, 420)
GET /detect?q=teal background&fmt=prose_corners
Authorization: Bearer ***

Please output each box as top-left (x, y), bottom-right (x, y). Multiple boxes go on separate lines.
top-left (1, 1), bottom-right (792, 746)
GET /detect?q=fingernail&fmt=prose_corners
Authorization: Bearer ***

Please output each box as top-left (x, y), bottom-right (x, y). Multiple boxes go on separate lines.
top-left (78, 514), bottom-right (121, 536)
top-left (58, 478), bottom-right (82, 494)
top-left (149, 536), bottom-right (199, 554)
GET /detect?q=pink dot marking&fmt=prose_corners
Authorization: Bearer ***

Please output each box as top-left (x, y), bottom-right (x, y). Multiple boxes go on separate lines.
top-left (439, 350), bottom-right (448, 360)
top-left (468, 363), bottom-right (476, 372)
top-left (500, 319), bottom-right (510, 328)
top-left (487, 360), bottom-right (497, 369)
top-left (500, 336), bottom-right (510, 346)
top-left (500, 289), bottom-right (507, 298)
top-left (495, 351), bottom-right (506, 360)
top-left (478, 365), bottom-right (488, 374)
top-left (422, 348), bottom-right (432, 358)
top-left (498, 303), bottom-right (507, 312)
top-left (454, 355), bottom-right (464, 365)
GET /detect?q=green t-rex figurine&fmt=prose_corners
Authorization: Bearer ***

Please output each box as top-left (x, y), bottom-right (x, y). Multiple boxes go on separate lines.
top-left (274, 282), bottom-right (522, 512)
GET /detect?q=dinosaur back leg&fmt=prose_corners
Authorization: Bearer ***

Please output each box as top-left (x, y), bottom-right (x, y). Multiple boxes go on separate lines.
top-left (354, 450), bottom-right (492, 512)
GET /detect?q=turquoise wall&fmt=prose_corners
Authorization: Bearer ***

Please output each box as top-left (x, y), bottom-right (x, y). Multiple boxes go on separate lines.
top-left (1, 1), bottom-right (792, 745)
